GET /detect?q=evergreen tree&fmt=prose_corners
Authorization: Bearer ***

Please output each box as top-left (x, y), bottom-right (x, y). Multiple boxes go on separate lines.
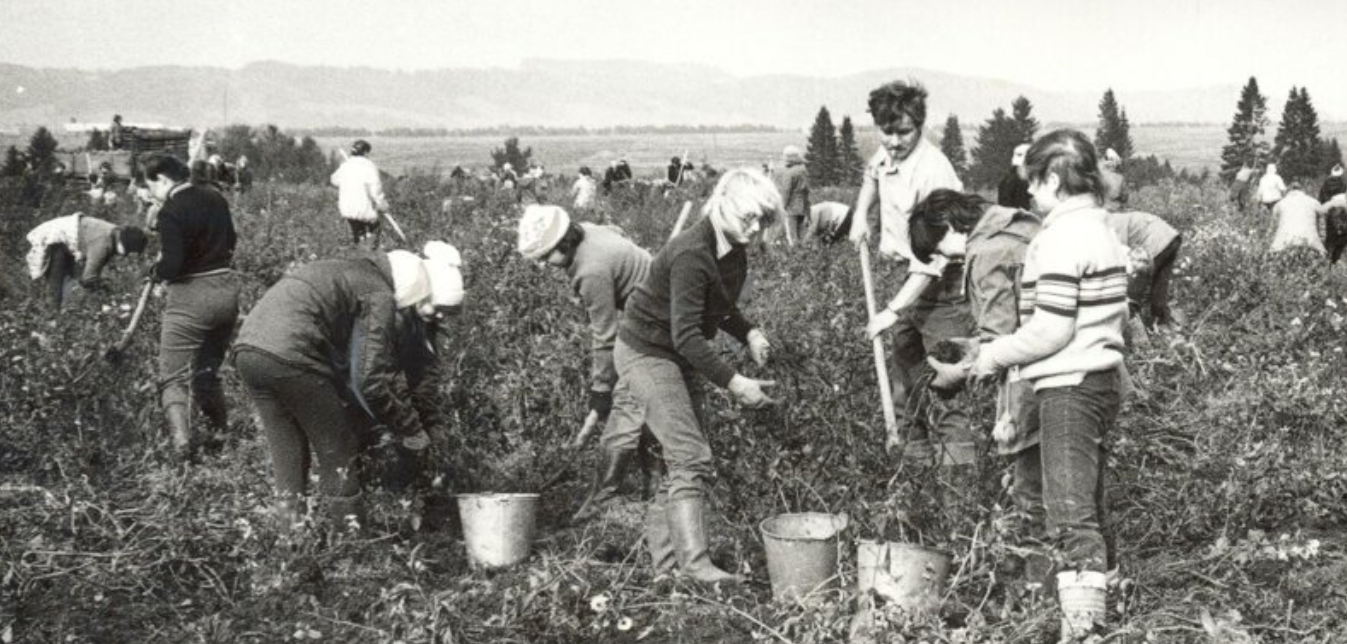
top-left (1274, 86), bottom-right (1324, 183)
top-left (1219, 76), bottom-right (1270, 181)
top-left (940, 114), bottom-right (968, 183)
top-left (25, 126), bottom-right (59, 174)
top-left (837, 116), bottom-right (864, 186)
top-left (968, 107), bottom-right (1020, 189)
top-left (805, 106), bottom-right (840, 186)
top-left (1010, 96), bottom-right (1039, 145)
top-left (85, 129), bottom-right (108, 151)
top-left (1, 145), bottom-right (24, 177)
top-left (490, 136), bottom-right (533, 172)
top-left (1094, 89), bottom-right (1133, 159)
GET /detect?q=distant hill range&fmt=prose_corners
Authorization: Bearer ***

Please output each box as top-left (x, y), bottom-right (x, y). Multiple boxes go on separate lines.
top-left (0, 59), bottom-right (1275, 131)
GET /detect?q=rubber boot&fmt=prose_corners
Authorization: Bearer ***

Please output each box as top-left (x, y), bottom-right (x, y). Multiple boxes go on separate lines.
top-left (165, 403), bottom-right (195, 461)
top-left (326, 492), bottom-right (366, 534)
top-left (1056, 570), bottom-right (1107, 642)
top-left (197, 388), bottom-right (229, 432)
top-left (645, 492), bottom-right (676, 573)
top-left (667, 498), bottom-right (740, 584)
top-left (571, 449), bottom-right (635, 523)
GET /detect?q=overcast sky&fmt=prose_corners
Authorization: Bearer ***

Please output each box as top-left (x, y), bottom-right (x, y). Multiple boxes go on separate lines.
top-left (2, 0), bottom-right (1345, 113)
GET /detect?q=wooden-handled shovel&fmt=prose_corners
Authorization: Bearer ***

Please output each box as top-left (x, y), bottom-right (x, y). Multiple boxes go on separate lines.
top-left (104, 280), bottom-right (154, 363)
top-left (858, 244), bottom-right (902, 453)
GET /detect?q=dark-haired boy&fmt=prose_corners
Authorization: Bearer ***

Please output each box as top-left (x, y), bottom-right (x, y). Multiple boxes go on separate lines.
top-left (144, 154), bottom-right (240, 458)
top-left (850, 80), bottom-right (971, 462)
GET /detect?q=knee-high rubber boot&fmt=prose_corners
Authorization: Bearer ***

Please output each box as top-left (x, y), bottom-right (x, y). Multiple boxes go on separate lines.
top-left (667, 498), bottom-right (740, 584)
top-left (1056, 571), bottom-right (1107, 642)
top-left (165, 403), bottom-right (195, 459)
top-left (645, 492), bottom-right (676, 573)
top-left (571, 449), bottom-right (635, 523)
top-left (197, 388), bottom-right (229, 432)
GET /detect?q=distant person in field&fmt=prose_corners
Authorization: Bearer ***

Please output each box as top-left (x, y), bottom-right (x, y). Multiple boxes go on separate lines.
top-left (998, 143), bottom-right (1033, 211)
top-left (1257, 162), bottom-right (1287, 212)
top-left (571, 166), bottom-right (598, 210)
top-left (25, 213), bottom-right (149, 310)
top-left (1106, 211), bottom-right (1182, 330)
top-left (234, 155), bottom-right (252, 193)
top-left (515, 205), bottom-right (659, 522)
top-left (88, 162), bottom-right (119, 207)
top-left (805, 201), bottom-right (853, 244)
top-left (848, 78), bottom-right (971, 464)
top-left (618, 168), bottom-right (779, 584)
top-left (1269, 181), bottom-right (1331, 256)
top-left (517, 163), bottom-right (544, 205)
top-left (109, 114), bottom-right (125, 151)
top-left (602, 161), bottom-right (620, 194)
top-left (330, 140), bottom-right (390, 248)
top-left (234, 242), bottom-right (463, 533)
top-left (774, 145), bottom-right (810, 245)
top-left (1100, 148), bottom-right (1128, 210)
top-left (143, 154), bottom-right (240, 460)
top-left (1230, 160), bottom-right (1255, 210)
top-left (1319, 165), bottom-right (1347, 263)
top-left (498, 162), bottom-right (519, 192)
top-left (968, 130), bottom-right (1127, 624)
top-left (667, 157), bottom-right (684, 185)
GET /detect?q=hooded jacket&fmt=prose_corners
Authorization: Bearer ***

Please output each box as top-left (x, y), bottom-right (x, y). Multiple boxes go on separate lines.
top-left (234, 253), bottom-right (441, 436)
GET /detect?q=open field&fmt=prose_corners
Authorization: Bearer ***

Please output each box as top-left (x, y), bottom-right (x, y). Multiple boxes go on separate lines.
top-left (2, 169), bottom-right (1346, 642)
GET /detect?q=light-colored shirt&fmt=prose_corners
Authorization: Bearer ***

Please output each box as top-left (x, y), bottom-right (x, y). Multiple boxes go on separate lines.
top-left (1105, 211), bottom-right (1179, 258)
top-left (571, 176), bottom-right (597, 209)
top-left (567, 223), bottom-right (652, 390)
top-left (864, 135), bottom-right (963, 276)
top-left (330, 156), bottom-right (389, 222)
top-left (1257, 172), bottom-right (1287, 205)
top-left (1270, 190), bottom-right (1327, 255)
top-left (806, 201), bottom-right (850, 239)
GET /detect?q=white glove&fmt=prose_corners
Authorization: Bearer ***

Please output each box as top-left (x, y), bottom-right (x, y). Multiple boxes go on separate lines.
top-left (849, 224), bottom-right (870, 247)
top-left (867, 309), bottom-right (899, 340)
top-left (727, 374), bottom-right (778, 409)
top-left (747, 329), bottom-right (771, 367)
top-left (926, 355), bottom-right (971, 391)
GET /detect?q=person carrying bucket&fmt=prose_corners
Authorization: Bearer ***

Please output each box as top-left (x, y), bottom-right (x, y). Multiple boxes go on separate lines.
top-left (232, 242), bottom-right (464, 533)
top-left (934, 131), bottom-right (1128, 637)
top-left (617, 168), bottom-right (779, 584)
top-left (514, 204), bottom-right (661, 523)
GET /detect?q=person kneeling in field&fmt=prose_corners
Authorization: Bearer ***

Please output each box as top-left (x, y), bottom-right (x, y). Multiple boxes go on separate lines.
top-left (618, 168), bottom-right (779, 584)
top-left (232, 242), bottom-right (463, 533)
top-left (25, 213), bottom-right (149, 310)
top-left (515, 204), bottom-right (661, 522)
top-left (935, 130), bottom-right (1128, 637)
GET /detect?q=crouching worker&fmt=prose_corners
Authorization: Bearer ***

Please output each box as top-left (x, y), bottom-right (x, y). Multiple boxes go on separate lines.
top-left (233, 242), bottom-right (464, 533)
top-left (618, 168), bottom-right (779, 583)
top-left (953, 131), bottom-right (1127, 637)
top-left (1105, 211), bottom-right (1182, 332)
top-left (25, 212), bottom-right (149, 310)
top-left (515, 204), bottom-right (660, 523)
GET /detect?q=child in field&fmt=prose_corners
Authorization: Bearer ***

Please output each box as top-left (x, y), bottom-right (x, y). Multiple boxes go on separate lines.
top-left (1257, 162), bottom-right (1287, 212)
top-left (25, 213), bottom-right (149, 310)
top-left (962, 130), bottom-right (1128, 637)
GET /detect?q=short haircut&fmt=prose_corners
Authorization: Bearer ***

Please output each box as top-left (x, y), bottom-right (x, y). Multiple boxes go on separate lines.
top-left (703, 167), bottom-right (783, 228)
top-left (868, 80), bottom-right (929, 129)
top-left (909, 190), bottom-right (989, 263)
top-left (116, 226), bottom-right (149, 254)
top-left (142, 154), bottom-right (190, 182)
top-left (351, 139), bottom-right (372, 156)
top-left (579, 166), bottom-right (591, 176)
top-left (1023, 129), bottom-right (1106, 204)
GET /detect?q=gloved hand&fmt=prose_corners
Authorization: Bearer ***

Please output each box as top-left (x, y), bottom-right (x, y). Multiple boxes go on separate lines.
top-left (926, 355), bottom-right (971, 393)
top-left (747, 329), bottom-right (771, 366)
top-left (848, 223), bottom-right (870, 248)
top-left (972, 348), bottom-right (1000, 381)
top-left (727, 374), bottom-right (778, 409)
top-left (588, 388), bottom-right (613, 420)
top-left (867, 309), bottom-right (899, 340)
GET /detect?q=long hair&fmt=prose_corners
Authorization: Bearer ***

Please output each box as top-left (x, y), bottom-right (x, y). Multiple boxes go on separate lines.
top-left (702, 168), bottom-right (783, 229)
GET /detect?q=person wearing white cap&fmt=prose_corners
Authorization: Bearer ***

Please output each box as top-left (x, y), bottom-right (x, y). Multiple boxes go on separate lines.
top-left (516, 204), bottom-right (658, 522)
top-left (233, 242), bottom-right (464, 533)
top-left (997, 143), bottom-right (1032, 210)
top-left (771, 145), bottom-right (810, 246)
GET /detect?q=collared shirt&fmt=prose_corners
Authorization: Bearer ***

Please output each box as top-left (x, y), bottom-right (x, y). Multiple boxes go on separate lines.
top-left (865, 135), bottom-right (963, 275)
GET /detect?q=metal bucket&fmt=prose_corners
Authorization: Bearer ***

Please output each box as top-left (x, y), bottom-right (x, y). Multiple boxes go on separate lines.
top-left (856, 540), bottom-right (950, 615)
top-left (1057, 571), bottom-right (1107, 639)
top-left (760, 513), bottom-right (846, 602)
top-left (456, 493), bottom-right (539, 568)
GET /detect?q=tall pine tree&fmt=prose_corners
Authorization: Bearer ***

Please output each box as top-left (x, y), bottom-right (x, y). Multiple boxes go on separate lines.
top-left (1010, 96), bottom-right (1039, 145)
top-left (968, 107), bottom-right (1020, 189)
top-left (837, 116), bottom-right (864, 186)
top-left (1219, 77), bottom-right (1270, 181)
top-left (1274, 86), bottom-right (1323, 183)
top-left (25, 126), bottom-right (59, 174)
top-left (1095, 89), bottom-right (1133, 159)
top-left (805, 106), bottom-right (840, 186)
top-left (940, 115), bottom-right (968, 183)
top-left (1, 145), bottom-right (24, 177)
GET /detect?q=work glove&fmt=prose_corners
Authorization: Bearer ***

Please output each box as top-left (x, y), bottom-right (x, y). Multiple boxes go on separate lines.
top-left (926, 355), bottom-right (971, 394)
top-left (727, 374), bottom-right (777, 410)
top-left (588, 388), bottom-right (614, 420)
top-left (848, 223), bottom-right (870, 248)
top-left (747, 329), bottom-right (771, 366)
top-left (867, 309), bottom-right (900, 340)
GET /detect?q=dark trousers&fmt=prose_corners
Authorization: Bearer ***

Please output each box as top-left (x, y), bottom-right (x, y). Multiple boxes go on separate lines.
top-left (236, 350), bottom-right (362, 500)
top-left (347, 219), bottom-right (382, 247)
top-left (1013, 370), bottom-right (1120, 573)
top-left (1326, 208), bottom-right (1347, 264)
top-left (44, 243), bottom-right (76, 309)
top-left (158, 272), bottom-right (240, 411)
top-left (1148, 235), bottom-right (1182, 325)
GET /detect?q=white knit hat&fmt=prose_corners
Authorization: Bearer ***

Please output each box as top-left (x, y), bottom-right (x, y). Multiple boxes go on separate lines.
top-left (517, 204), bottom-right (570, 260)
top-left (1011, 144), bottom-right (1030, 167)
top-left (422, 241), bottom-right (465, 307)
top-left (387, 250), bottom-right (431, 308)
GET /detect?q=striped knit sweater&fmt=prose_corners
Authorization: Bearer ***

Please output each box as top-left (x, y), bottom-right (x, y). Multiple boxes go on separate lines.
top-left (979, 195), bottom-right (1128, 390)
